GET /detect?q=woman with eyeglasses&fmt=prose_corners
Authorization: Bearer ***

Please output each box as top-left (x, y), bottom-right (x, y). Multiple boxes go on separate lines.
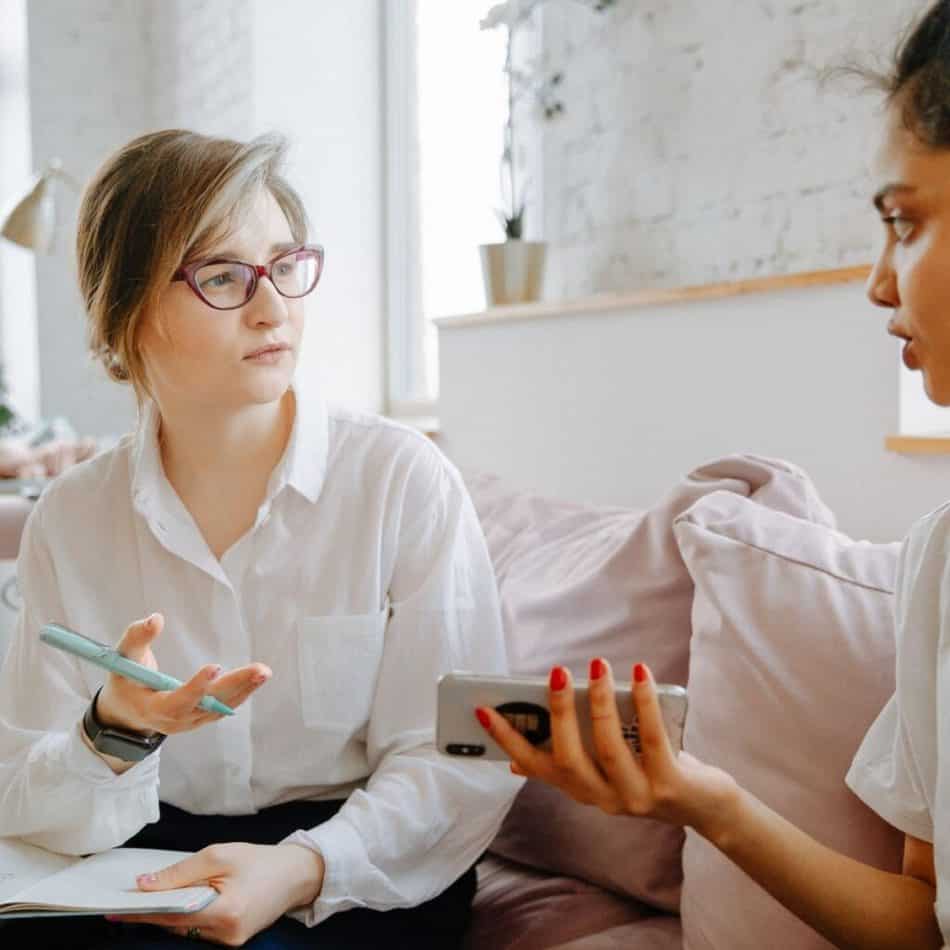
top-left (0, 130), bottom-right (521, 948)
top-left (479, 3), bottom-right (950, 948)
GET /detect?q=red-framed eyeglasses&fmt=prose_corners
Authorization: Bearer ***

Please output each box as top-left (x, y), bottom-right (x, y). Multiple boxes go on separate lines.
top-left (172, 244), bottom-right (325, 310)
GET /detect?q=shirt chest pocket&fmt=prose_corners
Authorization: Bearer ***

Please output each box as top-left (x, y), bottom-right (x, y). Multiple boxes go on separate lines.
top-left (296, 606), bottom-right (388, 732)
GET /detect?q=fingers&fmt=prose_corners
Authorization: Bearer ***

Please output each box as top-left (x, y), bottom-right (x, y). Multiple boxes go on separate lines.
top-left (137, 849), bottom-right (221, 892)
top-left (205, 664), bottom-right (272, 709)
top-left (477, 705), bottom-right (554, 779)
top-left (160, 664), bottom-right (223, 718)
top-left (588, 658), bottom-right (650, 802)
top-left (546, 666), bottom-right (582, 765)
top-left (631, 662), bottom-right (677, 776)
top-left (547, 666), bottom-right (615, 796)
top-left (214, 678), bottom-right (266, 713)
top-left (108, 851), bottom-right (225, 926)
top-left (117, 613), bottom-right (164, 663)
top-left (476, 667), bottom-right (616, 805)
top-left (154, 663), bottom-right (271, 727)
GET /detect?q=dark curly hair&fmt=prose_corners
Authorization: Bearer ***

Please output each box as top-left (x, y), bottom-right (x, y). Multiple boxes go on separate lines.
top-left (873, 1), bottom-right (950, 147)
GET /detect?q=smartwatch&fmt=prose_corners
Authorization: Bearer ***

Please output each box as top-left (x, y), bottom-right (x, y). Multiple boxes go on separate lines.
top-left (82, 687), bottom-right (166, 762)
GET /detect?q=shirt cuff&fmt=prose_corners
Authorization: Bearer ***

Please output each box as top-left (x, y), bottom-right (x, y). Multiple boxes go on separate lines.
top-left (64, 720), bottom-right (162, 788)
top-left (281, 815), bottom-right (370, 926)
top-left (845, 755), bottom-right (933, 843)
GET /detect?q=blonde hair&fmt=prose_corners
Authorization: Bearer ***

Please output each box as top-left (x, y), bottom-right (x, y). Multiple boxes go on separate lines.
top-left (76, 129), bottom-right (308, 404)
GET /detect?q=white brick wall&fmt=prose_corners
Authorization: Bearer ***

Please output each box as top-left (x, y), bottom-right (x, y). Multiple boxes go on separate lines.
top-left (147, 0), bottom-right (253, 137)
top-left (531, 0), bottom-right (912, 299)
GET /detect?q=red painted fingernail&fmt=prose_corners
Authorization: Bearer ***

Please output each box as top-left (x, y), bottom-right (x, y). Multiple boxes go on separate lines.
top-left (475, 707), bottom-right (491, 729)
top-left (590, 657), bottom-right (606, 681)
top-left (634, 663), bottom-right (646, 683)
top-left (549, 666), bottom-right (567, 691)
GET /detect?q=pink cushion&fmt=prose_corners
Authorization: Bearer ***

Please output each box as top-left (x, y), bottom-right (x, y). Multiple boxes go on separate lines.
top-left (554, 915), bottom-right (683, 950)
top-left (466, 855), bottom-right (653, 950)
top-left (673, 492), bottom-right (905, 949)
top-left (465, 455), bottom-right (837, 911)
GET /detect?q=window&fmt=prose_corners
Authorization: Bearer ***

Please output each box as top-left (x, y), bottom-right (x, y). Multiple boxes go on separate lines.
top-left (385, 0), bottom-right (508, 415)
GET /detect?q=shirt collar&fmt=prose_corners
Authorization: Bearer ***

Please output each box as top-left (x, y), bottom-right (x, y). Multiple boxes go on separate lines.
top-left (269, 381), bottom-right (329, 505)
top-left (130, 381), bottom-right (329, 513)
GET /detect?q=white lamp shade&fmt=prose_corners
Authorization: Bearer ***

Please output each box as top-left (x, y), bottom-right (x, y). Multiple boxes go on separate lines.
top-left (1, 176), bottom-right (56, 253)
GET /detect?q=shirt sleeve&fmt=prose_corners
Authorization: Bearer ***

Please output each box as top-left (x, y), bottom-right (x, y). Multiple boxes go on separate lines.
top-left (845, 526), bottom-right (937, 843)
top-left (845, 693), bottom-right (933, 842)
top-left (282, 446), bottom-right (523, 925)
top-left (0, 499), bottom-right (160, 855)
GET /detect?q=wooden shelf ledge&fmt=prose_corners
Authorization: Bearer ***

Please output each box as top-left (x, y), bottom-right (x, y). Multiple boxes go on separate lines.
top-left (434, 265), bottom-right (872, 330)
top-left (885, 435), bottom-right (950, 455)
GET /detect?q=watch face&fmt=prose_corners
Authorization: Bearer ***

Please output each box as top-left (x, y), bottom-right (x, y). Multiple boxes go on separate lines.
top-left (95, 729), bottom-right (163, 762)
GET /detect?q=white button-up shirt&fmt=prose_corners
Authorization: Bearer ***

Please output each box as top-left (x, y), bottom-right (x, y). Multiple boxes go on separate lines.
top-left (0, 384), bottom-right (521, 925)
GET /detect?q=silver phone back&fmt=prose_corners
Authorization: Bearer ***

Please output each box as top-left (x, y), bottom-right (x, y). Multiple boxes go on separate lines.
top-left (437, 672), bottom-right (687, 761)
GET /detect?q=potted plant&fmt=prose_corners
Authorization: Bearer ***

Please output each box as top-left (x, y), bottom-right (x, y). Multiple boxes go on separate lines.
top-left (478, 0), bottom-right (617, 306)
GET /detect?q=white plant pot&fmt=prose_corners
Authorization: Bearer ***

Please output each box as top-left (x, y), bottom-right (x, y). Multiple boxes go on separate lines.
top-left (479, 240), bottom-right (546, 306)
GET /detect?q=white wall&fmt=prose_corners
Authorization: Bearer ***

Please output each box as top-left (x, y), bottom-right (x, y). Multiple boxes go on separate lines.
top-left (252, 1), bottom-right (385, 412)
top-left (531, 1), bottom-right (908, 298)
top-left (26, 0), bottom-right (149, 436)
top-left (437, 276), bottom-right (950, 544)
top-left (21, 0), bottom-right (384, 439)
top-left (0, 0), bottom-right (39, 421)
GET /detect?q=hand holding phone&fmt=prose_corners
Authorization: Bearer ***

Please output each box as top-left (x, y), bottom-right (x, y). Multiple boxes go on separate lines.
top-left (447, 664), bottom-right (748, 857)
top-left (437, 671), bottom-right (687, 761)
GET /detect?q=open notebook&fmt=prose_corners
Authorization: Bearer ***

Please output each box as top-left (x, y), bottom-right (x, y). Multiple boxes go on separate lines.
top-left (0, 838), bottom-right (217, 918)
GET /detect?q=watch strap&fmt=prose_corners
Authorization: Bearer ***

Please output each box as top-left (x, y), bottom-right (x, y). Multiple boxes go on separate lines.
top-left (83, 687), bottom-right (166, 762)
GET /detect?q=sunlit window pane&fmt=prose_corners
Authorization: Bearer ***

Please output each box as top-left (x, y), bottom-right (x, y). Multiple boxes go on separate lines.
top-left (416, 1), bottom-right (508, 400)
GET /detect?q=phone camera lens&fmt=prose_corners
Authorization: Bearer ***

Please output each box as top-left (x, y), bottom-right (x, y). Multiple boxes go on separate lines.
top-left (446, 743), bottom-right (486, 756)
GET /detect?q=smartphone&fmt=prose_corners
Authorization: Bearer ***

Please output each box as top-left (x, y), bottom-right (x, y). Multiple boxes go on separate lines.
top-left (437, 671), bottom-right (688, 761)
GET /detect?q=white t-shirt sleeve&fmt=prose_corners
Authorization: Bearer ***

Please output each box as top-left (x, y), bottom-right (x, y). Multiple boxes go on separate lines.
top-left (846, 693), bottom-right (933, 842)
top-left (846, 513), bottom-right (945, 844)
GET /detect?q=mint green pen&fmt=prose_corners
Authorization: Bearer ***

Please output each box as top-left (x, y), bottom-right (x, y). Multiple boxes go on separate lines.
top-left (39, 622), bottom-right (235, 716)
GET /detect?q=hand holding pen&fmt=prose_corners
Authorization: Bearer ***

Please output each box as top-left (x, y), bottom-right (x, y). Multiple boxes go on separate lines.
top-left (68, 613), bottom-right (271, 738)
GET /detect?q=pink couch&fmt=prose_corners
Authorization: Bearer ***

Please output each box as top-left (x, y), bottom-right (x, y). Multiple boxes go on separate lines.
top-left (462, 457), bottom-right (902, 950)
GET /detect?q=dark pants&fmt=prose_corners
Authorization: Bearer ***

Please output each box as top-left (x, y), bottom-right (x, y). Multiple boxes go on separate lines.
top-left (2, 800), bottom-right (477, 948)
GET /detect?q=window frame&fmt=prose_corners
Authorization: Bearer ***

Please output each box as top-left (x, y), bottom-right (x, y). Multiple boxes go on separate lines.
top-left (383, 0), bottom-right (434, 419)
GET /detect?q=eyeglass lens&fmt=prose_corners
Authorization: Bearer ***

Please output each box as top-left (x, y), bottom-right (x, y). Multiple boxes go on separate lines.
top-left (194, 249), bottom-right (320, 309)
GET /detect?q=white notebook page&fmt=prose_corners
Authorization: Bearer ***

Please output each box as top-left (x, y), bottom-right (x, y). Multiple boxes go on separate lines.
top-left (0, 839), bottom-right (76, 904)
top-left (5, 847), bottom-right (215, 913)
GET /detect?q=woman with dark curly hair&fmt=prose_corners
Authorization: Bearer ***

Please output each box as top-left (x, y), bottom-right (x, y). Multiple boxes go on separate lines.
top-left (481, 3), bottom-right (950, 948)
